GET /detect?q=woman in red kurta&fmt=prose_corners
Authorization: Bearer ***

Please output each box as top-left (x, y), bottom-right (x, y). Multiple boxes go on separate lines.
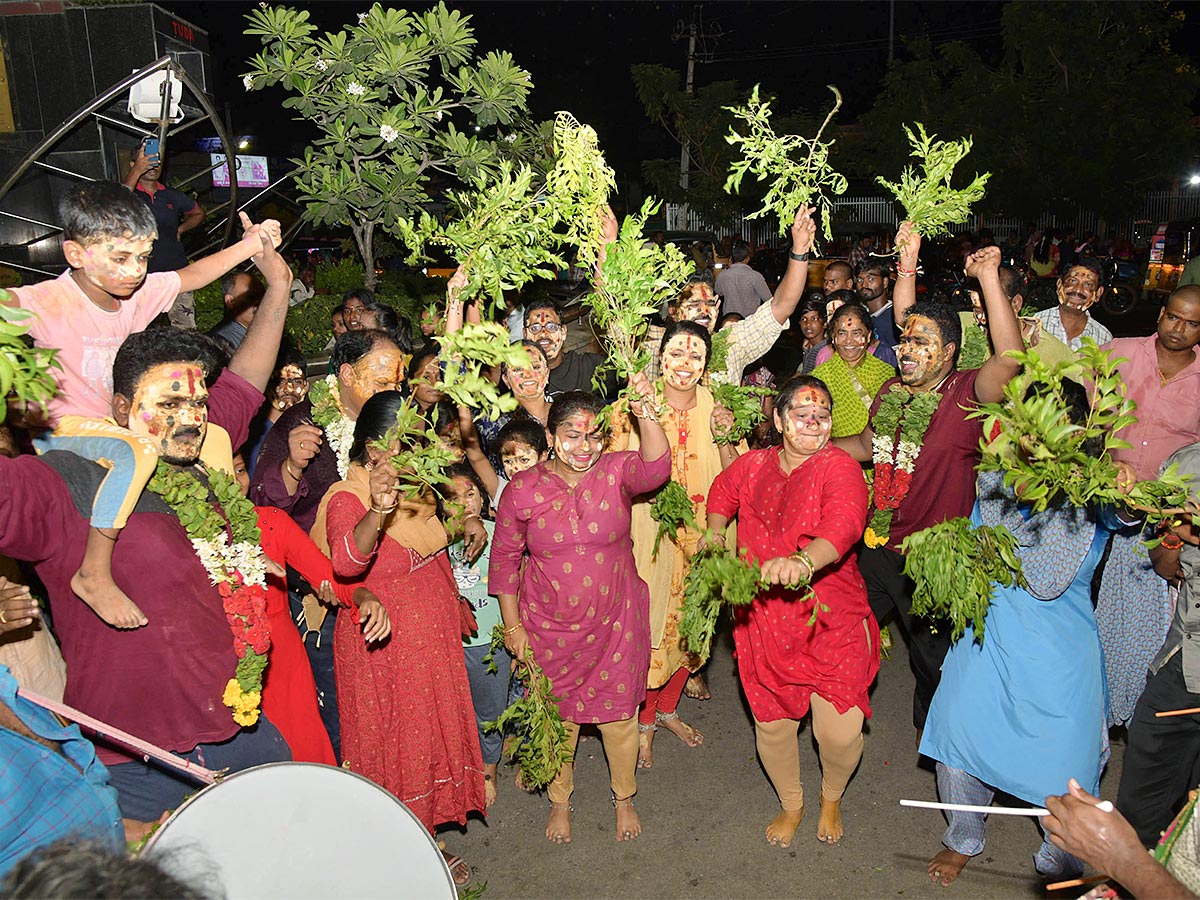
top-left (310, 392), bottom-right (484, 887)
top-left (707, 375), bottom-right (876, 850)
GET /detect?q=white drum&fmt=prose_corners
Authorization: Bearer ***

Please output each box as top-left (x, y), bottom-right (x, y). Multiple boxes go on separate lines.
top-left (142, 762), bottom-right (455, 899)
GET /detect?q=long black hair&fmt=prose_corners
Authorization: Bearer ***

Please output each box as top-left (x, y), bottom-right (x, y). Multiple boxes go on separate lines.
top-left (348, 390), bottom-right (407, 464)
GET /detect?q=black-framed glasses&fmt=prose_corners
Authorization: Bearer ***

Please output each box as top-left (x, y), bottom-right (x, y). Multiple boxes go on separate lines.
top-left (526, 322), bottom-right (562, 335)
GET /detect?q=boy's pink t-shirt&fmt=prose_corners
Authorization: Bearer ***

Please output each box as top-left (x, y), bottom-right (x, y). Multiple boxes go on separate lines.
top-left (13, 270), bottom-right (181, 422)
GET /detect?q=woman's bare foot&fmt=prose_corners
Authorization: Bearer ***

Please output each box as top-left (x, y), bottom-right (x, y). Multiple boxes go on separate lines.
top-left (71, 571), bottom-right (148, 629)
top-left (483, 764), bottom-right (498, 807)
top-left (928, 848), bottom-right (971, 886)
top-left (684, 671), bottom-right (712, 701)
top-left (637, 723), bottom-right (655, 769)
top-left (817, 796), bottom-right (844, 843)
top-left (546, 801), bottom-right (571, 844)
top-left (614, 797), bottom-right (641, 842)
top-left (765, 807), bottom-right (804, 848)
top-left (657, 711), bottom-right (703, 747)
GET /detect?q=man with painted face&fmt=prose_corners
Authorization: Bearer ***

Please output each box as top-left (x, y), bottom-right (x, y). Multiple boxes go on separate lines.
top-left (836, 231), bottom-right (1024, 733)
top-left (642, 205), bottom-right (817, 387)
top-left (522, 299), bottom-right (613, 398)
top-left (248, 327), bottom-right (404, 757)
top-left (855, 258), bottom-right (899, 351)
top-left (0, 236), bottom-right (298, 820)
top-left (1030, 258), bottom-right (1113, 351)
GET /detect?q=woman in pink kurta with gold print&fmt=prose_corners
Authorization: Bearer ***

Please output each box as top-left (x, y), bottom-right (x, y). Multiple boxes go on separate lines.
top-left (707, 375), bottom-right (876, 851)
top-left (490, 381), bottom-right (670, 846)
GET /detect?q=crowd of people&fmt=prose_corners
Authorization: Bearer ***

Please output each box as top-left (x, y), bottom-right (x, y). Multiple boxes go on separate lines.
top-left (3, 175), bottom-right (1200, 899)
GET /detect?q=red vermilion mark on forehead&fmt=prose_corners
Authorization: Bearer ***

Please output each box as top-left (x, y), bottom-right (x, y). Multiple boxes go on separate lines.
top-left (186, 366), bottom-right (198, 394)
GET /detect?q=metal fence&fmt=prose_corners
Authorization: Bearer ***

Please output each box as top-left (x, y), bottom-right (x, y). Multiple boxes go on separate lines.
top-left (666, 191), bottom-right (1200, 249)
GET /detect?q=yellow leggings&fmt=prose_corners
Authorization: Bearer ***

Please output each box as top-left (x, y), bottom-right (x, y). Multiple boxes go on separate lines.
top-left (754, 693), bottom-right (865, 810)
top-left (547, 717), bottom-right (639, 804)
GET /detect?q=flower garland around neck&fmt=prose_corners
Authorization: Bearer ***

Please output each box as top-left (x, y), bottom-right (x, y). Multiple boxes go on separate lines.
top-left (309, 374), bottom-right (355, 479)
top-left (864, 385), bottom-right (942, 549)
top-left (147, 460), bottom-right (270, 726)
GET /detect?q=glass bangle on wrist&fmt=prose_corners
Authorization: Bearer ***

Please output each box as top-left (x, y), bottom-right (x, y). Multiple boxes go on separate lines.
top-left (1160, 532), bottom-right (1185, 550)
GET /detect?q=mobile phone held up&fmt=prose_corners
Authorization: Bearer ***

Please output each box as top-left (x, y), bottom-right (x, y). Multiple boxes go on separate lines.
top-left (143, 137), bottom-right (160, 162)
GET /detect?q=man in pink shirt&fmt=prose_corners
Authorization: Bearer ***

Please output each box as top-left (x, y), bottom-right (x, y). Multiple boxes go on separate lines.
top-left (5, 181), bottom-right (279, 424)
top-left (1097, 285), bottom-right (1200, 725)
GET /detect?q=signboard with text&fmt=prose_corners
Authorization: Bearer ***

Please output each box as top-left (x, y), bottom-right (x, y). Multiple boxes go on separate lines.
top-left (211, 154), bottom-right (270, 189)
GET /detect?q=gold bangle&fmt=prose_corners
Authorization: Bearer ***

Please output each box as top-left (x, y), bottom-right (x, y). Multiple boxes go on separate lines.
top-left (789, 547), bottom-right (816, 578)
top-left (284, 460), bottom-right (304, 482)
top-left (370, 503), bottom-right (398, 515)
top-left (503, 622), bottom-right (524, 636)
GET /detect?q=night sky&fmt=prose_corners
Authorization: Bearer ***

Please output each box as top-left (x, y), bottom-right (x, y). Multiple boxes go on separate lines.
top-left (158, 1), bottom-right (1012, 181)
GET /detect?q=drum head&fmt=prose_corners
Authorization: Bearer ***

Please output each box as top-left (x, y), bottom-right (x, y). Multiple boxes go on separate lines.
top-left (143, 762), bottom-right (455, 899)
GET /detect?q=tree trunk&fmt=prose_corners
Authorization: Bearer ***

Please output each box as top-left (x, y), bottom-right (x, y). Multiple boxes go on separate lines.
top-left (350, 220), bottom-right (377, 292)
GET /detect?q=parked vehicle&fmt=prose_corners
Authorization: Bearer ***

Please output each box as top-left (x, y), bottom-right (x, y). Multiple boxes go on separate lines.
top-left (1143, 220), bottom-right (1200, 301)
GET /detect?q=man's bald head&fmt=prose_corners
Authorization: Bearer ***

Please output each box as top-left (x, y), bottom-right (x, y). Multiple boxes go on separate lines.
top-left (1171, 284), bottom-right (1200, 307)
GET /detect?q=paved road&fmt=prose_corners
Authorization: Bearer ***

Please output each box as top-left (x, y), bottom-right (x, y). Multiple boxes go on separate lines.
top-left (444, 630), bottom-right (1126, 899)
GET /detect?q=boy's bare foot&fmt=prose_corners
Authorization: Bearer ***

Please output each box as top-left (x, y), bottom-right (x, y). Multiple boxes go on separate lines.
top-left (614, 796), bottom-right (641, 842)
top-left (657, 711), bottom-right (703, 747)
top-left (546, 801), bottom-right (571, 844)
top-left (817, 796), bottom-right (844, 843)
top-left (637, 722), bottom-right (655, 769)
top-left (766, 807), bottom-right (804, 848)
top-left (71, 570), bottom-right (147, 628)
top-left (484, 765), bottom-right (497, 807)
top-left (684, 671), bottom-right (711, 700)
top-left (928, 848), bottom-right (971, 886)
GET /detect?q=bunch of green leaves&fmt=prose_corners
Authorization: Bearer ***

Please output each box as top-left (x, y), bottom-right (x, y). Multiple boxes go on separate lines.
top-left (974, 340), bottom-right (1196, 529)
top-left (0, 300), bottom-right (57, 421)
top-left (708, 328), bottom-right (730, 375)
top-left (679, 541), bottom-right (816, 662)
top-left (710, 382), bottom-right (774, 446)
top-left (724, 85), bottom-right (848, 245)
top-left (147, 461), bottom-right (262, 545)
top-left (396, 160), bottom-right (566, 312)
top-left (483, 625), bottom-right (572, 790)
top-left (436, 322), bottom-right (533, 420)
top-left (875, 123), bottom-right (990, 239)
top-left (649, 480), bottom-right (698, 557)
top-left (901, 518), bottom-right (1025, 644)
top-left (543, 111), bottom-right (617, 272)
top-left (368, 399), bottom-right (458, 499)
top-left (588, 198), bottom-right (694, 415)
top-left (243, 3), bottom-right (535, 290)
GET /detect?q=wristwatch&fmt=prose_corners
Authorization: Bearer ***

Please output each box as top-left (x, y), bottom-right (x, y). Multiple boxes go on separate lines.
top-left (789, 250), bottom-right (810, 262)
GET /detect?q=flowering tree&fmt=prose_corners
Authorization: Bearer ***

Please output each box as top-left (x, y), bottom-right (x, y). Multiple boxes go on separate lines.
top-left (243, 2), bottom-right (535, 289)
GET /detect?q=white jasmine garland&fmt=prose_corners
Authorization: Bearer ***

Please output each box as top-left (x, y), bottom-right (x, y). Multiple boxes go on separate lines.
top-left (317, 374), bottom-right (356, 479)
top-left (380, 124), bottom-right (399, 143)
top-left (190, 536), bottom-right (268, 589)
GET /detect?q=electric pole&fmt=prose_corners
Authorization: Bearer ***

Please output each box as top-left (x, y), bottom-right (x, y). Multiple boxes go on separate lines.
top-left (680, 22), bottom-right (696, 191)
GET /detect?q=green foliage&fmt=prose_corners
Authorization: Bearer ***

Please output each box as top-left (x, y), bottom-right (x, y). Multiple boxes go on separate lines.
top-left (710, 382), bottom-right (773, 446)
top-left (875, 123), bottom-right (989, 239)
top-left (437, 323), bottom-right (530, 420)
top-left (243, 2), bottom-right (534, 288)
top-left (679, 542), bottom-right (815, 663)
top-left (483, 625), bottom-right (572, 790)
top-left (542, 112), bottom-right (617, 272)
top-left (649, 480), bottom-right (698, 557)
top-left (369, 398), bottom-right (458, 498)
top-left (853, 3), bottom-right (1198, 219)
top-left (901, 518), bottom-right (1026, 644)
top-left (0, 300), bottom-right (58, 421)
top-left (588, 198), bottom-right (694, 400)
top-left (974, 341), bottom-right (1194, 527)
top-left (724, 84), bottom-right (848, 245)
top-left (708, 328), bottom-right (730, 375)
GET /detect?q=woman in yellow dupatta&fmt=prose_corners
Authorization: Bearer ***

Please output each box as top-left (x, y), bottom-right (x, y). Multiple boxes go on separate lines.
top-left (811, 303), bottom-right (896, 439)
top-left (614, 321), bottom-right (744, 768)
top-left (311, 390), bottom-right (488, 887)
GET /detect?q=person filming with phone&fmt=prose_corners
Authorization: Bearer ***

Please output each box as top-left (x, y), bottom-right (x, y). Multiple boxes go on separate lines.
top-left (123, 137), bottom-right (206, 329)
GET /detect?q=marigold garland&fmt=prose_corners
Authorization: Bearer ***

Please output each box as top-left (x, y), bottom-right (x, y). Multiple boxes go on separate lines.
top-left (309, 375), bottom-right (355, 478)
top-left (865, 386), bottom-right (942, 547)
top-left (148, 460), bottom-right (271, 726)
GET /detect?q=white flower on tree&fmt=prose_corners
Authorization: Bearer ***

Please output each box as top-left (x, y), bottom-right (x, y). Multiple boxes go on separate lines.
top-left (243, 74), bottom-right (254, 91)
top-left (380, 124), bottom-right (399, 143)
top-left (315, 59), bottom-right (328, 72)
top-left (347, 82), bottom-right (366, 97)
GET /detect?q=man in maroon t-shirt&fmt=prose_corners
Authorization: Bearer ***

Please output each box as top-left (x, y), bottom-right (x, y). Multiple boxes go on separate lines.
top-left (835, 234), bottom-right (1024, 732)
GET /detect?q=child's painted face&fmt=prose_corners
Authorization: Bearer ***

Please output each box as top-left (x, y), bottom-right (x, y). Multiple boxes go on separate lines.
top-left (500, 439), bottom-right (542, 479)
top-left (775, 387), bottom-right (832, 456)
top-left (68, 233), bottom-right (155, 302)
top-left (451, 474), bottom-right (484, 521)
top-left (503, 353), bottom-right (549, 401)
top-left (127, 362), bottom-right (208, 465)
top-left (552, 411), bottom-right (604, 473)
top-left (410, 355), bottom-right (445, 409)
top-left (661, 333), bottom-right (707, 391)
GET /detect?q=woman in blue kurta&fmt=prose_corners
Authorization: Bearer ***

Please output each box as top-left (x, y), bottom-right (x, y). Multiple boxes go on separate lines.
top-left (921, 468), bottom-right (1133, 886)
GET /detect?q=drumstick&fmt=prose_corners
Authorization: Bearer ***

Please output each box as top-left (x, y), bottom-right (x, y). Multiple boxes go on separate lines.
top-left (1156, 707), bottom-right (1200, 717)
top-left (18, 687), bottom-right (220, 785)
top-left (900, 799), bottom-right (1050, 816)
top-left (1044, 872), bottom-right (1109, 891)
